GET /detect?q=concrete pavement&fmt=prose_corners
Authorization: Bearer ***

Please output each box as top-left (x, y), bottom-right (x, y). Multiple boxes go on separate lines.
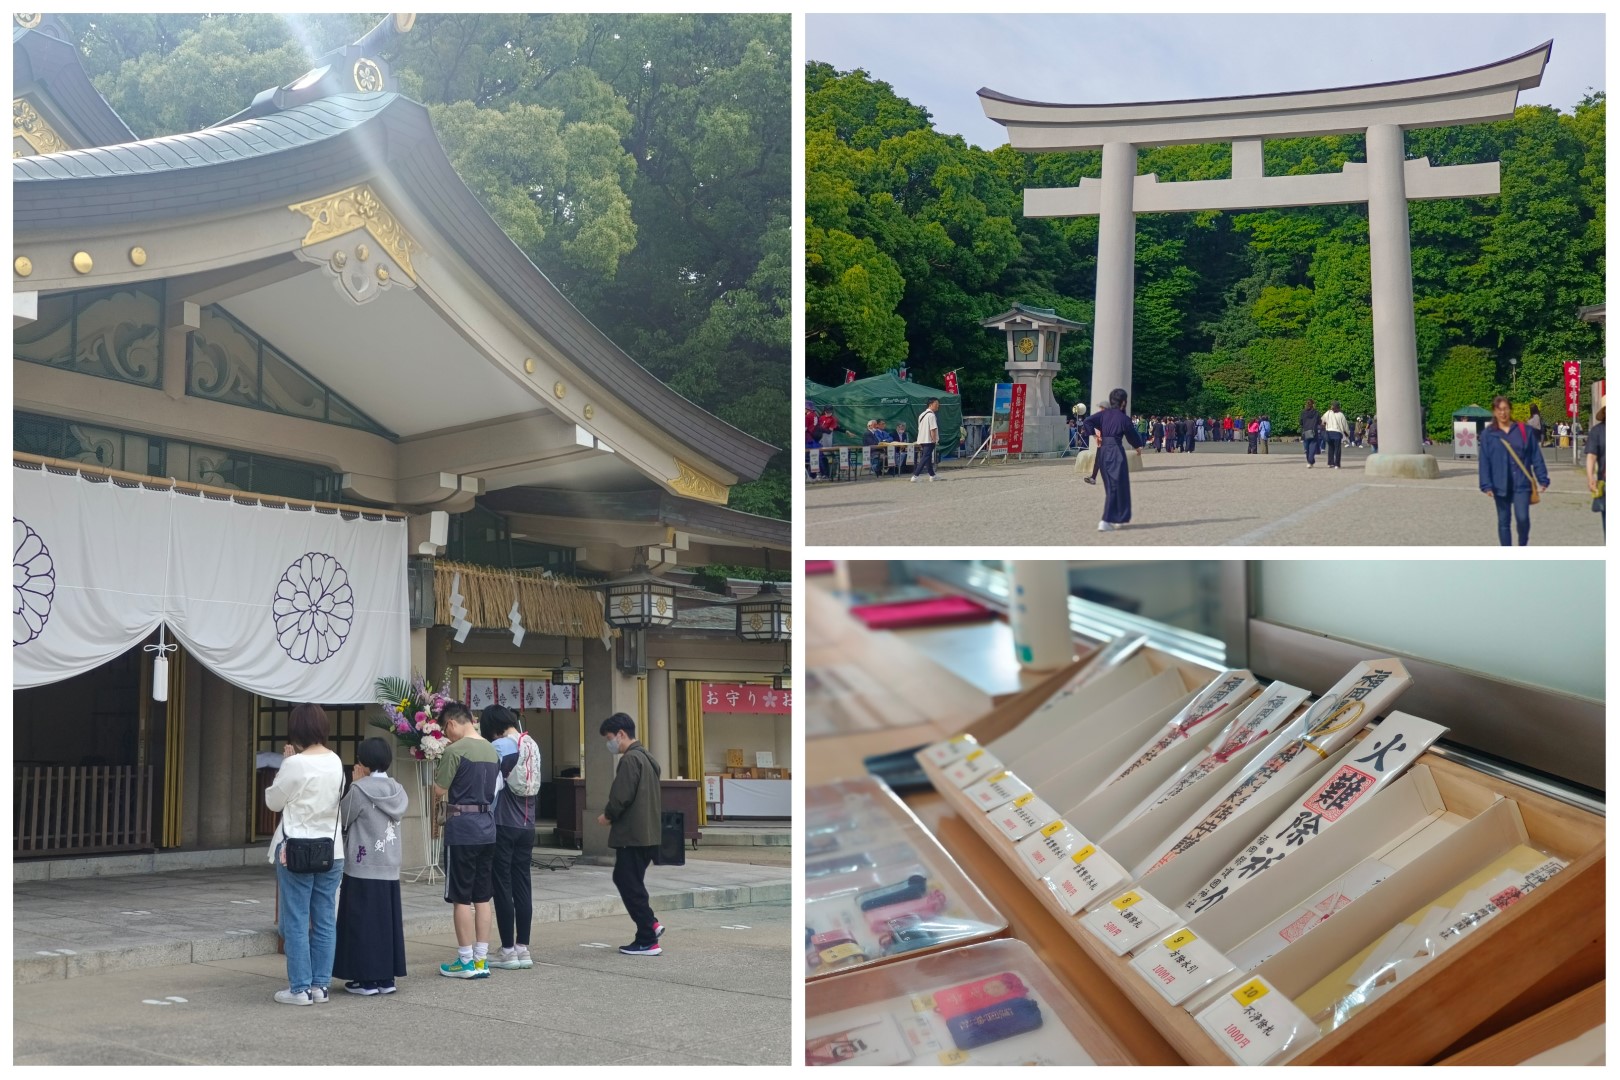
top-left (15, 854), bottom-right (790, 984)
top-left (13, 900), bottom-right (790, 1066)
top-left (806, 441), bottom-right (1605, 546)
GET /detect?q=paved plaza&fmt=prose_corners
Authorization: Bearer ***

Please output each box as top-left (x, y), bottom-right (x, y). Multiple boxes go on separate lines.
top-left (806, 442), bottom-right (1605, 546)
top-left (14, 899), bottom-right (789, 1066)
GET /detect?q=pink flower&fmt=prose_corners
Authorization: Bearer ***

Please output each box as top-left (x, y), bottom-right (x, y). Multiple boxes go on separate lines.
top-left (415, 711), bottom-right (428, 724)
top-left (432, 694), bottom-right (446, 710)
top-left (412, 748), bottom-right (425, 760)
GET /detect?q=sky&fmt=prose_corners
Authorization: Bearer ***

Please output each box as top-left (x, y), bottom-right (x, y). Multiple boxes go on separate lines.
top-left (806, 13), bottom-right (1605, 149)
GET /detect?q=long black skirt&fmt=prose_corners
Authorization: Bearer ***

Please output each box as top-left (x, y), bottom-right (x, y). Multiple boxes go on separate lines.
top-left (1099, 440), bottom-right (1133, 524)
top-left (332, 876), bottom-right (407, 983)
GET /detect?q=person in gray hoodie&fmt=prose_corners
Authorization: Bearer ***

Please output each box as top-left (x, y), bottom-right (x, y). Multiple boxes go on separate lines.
top-left (333, 737), bottom-right (411, 995)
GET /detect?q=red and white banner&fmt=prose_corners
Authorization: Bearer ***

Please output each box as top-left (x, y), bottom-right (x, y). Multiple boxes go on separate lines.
top-left (701, 682), bottom-right (791, 714)
top-left (1564, 361), bottom-right (1581, 417)
top-left (943, 370), bottom-right (959, 395)
top-left (1008, 383), bottom-right (1028, 454)
top-left (844, 369), bottom-right (856, 384)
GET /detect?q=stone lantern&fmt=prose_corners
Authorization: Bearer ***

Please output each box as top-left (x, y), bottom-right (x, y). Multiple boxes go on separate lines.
top-left (980, 303), bottom-right (1087, 454)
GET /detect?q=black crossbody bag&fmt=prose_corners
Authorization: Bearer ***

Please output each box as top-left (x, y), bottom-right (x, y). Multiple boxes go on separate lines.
top-left (284, 793), bottom-right (341, 874)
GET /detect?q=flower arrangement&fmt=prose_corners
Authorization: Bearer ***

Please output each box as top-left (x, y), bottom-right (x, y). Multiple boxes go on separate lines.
top-left (371, 671), bottom-right (456, 760)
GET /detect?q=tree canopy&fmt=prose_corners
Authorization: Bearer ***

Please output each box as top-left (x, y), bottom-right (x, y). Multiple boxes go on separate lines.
top-left (60, 13), bottom-right (790, 516)
top-left (807, 62), bottom-right (1605, 435)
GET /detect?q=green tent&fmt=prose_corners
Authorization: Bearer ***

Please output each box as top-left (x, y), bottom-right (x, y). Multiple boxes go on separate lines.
top-left (814, 371), bottom-right (963, 456)
top-left (805, 377), bottom-right (834, 403)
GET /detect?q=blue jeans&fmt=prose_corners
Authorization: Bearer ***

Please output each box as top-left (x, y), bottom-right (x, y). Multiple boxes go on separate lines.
top-left (277, 849), bottom-right (343, 993)
top-left (1494, 489), bottom-right (1532, 546)
top-left (913, 443), bottom-right (936, 477)
top-left (1303, 436), bottom-right (1318, 465)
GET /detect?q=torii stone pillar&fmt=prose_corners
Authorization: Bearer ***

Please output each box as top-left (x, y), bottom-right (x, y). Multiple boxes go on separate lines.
top-left (981, 41), bottom-right (1553, 479)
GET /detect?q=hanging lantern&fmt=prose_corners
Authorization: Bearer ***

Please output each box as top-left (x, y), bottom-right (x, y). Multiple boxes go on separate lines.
top-left (596, 571), bottom-right (677, 630)
top-left (733, 581), bottom-right (790, 643)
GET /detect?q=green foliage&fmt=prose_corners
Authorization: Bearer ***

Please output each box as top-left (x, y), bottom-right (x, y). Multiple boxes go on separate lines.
top-left (1423, 346), bottom-right (1499, 438)
top-left (65, 14), bottom-right (790, 520)
top-left (806, 63), bottom-right (1605, 428)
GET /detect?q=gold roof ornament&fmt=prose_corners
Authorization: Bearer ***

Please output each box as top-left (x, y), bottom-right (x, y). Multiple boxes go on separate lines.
top-left (669, 460), bottom-right (730, 505)
top-left (288, 183), bottom-right (421, 281)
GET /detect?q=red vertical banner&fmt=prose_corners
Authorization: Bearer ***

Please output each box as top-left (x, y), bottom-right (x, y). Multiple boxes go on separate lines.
top-left (1008, 383), bottom-right (1027, 454)
top-left (1564, 361), bottom-right (1581, 417)
top-left (943, 370), bottom-right (959, 395)
top-left (844, 369), bottom-right (856, 384)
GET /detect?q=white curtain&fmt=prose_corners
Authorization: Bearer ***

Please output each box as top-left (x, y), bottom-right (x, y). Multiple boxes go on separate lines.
top-left (13, 465), bottom-right (409, 703)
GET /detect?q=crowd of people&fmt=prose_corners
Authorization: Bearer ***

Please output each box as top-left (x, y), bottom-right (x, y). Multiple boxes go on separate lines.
top-left (264, 703), bottom-right (665, 1006)
top-left (804, 399), bottom-right (942, 481)
top-left (1068, 408), bottom-right (1383, 457)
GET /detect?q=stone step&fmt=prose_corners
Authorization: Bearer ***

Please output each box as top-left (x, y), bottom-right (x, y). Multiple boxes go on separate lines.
top-left (699, 828), bottom-right (792, 847)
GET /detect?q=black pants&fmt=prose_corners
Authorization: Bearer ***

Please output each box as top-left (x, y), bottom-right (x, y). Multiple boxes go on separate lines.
top-left (613, 845), bottom-right (659, 946)
top-left (1248, 432), bottom-right (1258, 453)
top-left (1325, 432), bottom-right (1343, 467)
top-left (913, 442), bottom-right (937, 477)
top-left (492, 824), bottom-right (535, 949)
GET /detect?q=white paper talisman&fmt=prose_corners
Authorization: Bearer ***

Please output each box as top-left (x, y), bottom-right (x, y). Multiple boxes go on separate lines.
top-left (1195, 977), bottom-right (1320, 1066)
top-left (1131, 927), bottom-right (1237, 1006)
top-left (964, 771), bottom-right (1033, 812)
top-left (919, 735), bottom-right (979, 769)
top-left (1082, 888), bottom-right (1183, 956)
top-left (989, 793), bottom-right (1060, 842)
top-left (1015, 820), bottom-right (1088, 878)
top-left (943, 748), bottom-right (1003, 789)
top-left (1042, 842), bottom-right (1132, 916)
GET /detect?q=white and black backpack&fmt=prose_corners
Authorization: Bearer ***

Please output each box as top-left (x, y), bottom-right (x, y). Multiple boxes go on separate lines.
top-left (507, 731), bottom-right (544, 797)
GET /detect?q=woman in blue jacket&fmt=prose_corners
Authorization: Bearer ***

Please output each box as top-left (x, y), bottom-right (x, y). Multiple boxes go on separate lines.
top-left (1479, 396), bottom-right (1550, 546)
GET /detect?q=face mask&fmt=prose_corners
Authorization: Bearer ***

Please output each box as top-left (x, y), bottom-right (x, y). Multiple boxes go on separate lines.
top-left (605, 738), bottom-right (620, 754)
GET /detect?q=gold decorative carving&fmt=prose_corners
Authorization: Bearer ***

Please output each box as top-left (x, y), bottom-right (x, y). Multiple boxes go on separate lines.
top-left (14, 256), bottom-right (32, 277)
top-left (669, 460), bottom-right (730, 505)
top-left (72, 251), bottom-right (93, 274)
top-left (553, 381), bottom-right (566, 399)
top-left (583, 404), bottom-right (595, 420)
top-left (15, 14), bottom-right (41, 30)
top-left (523, 357), bottom-right (536, 374)
top-left (331, 250), bottom-right (347, 269)
top-left (13, 98), bottom-right (70, 157)
top-left (393, 13), bottom-right (416, 33)
top-left (355, 243), bottom-right (370, 262)
top-left (353, 58), bottom-right (384, 93)
top-left (287, 184), bottom-right (421, 281)
top-left (129, 246), bottom-right (147, 267)
top-left (375, 266), bottom-right (389, 282)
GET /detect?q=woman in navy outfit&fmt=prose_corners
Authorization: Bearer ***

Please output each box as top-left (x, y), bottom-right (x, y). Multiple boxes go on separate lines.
top-left (1094, 387), bottom-right (1145, 532)
top-left (1479, 395), bottom-right (1550, 546)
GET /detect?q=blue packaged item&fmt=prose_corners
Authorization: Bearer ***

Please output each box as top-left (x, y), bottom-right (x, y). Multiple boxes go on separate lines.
top-left (946, 995), bottom-right (1043, 1050)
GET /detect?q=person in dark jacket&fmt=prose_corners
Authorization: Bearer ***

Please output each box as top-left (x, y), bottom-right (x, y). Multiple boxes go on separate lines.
top-left (1095, 388), bottom-right (1146, 532)
top-left (1479, 395), bottom-right (1551, 546)
top-left (596, 713), bottom-right (664, 955)
top-left (481, 706), bottom-right (538, 971)
top-left (1299, 399), bottom-right (1322, 468)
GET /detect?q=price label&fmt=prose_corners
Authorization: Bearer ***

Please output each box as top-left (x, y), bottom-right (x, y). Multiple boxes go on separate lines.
top-left (1194, 976), bottom-right (1319, 1066)
top-left (1015, 821), bottom-right (1087, 878)
top-left (944, 748), bottom-right (1003, 789)
top-left (1082, 888), bottom-right (1181, 956)
top-left (920, 735), bottom-right (978, 768)
top-left (1130, 928), bottom-right (1237, 1006)
top-left (1042, 841), bottom-right (1129, 916)
top-left (937, 1050), bottom-right (971, 1066)
top-left (964, 771), bottom-right (1031, 812)
top-left (990, 795), bottom-right (1059, 842)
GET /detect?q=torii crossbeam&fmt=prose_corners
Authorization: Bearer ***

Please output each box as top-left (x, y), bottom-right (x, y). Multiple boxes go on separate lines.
top-left (981, 41), bottom-right (1552, 479)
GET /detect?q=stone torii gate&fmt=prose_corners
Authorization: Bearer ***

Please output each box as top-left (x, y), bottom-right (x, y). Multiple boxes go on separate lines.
top-left (980, 42), bottom-right (1552, 479)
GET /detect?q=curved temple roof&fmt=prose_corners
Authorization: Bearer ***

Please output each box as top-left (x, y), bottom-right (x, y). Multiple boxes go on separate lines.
top-left (13, 92), bottom-right (778, 483)
top-left (14, 25), bottom-right (138, 149)
top-left (980, 40), bottom-right (1552, 137)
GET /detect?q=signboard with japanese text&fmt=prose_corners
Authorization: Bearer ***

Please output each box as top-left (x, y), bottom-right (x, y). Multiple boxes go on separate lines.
top-left (943, 370), bottom-right (959, 395)
top-left (990, 383), bottom-right (1014, 453)
top-left (701, 682), bottom-right (791, 714)
top-left (1565, 360), bottom-right (1581, 417)
top-left (1008, 383), bottom-right (1028, 454)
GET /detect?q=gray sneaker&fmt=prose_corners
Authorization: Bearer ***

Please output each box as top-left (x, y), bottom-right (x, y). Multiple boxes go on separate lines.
top-left (275, 988), bottom-right (312, 1006)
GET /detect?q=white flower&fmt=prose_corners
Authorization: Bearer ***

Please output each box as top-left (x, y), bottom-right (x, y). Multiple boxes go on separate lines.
top-left (273, 552), bottom-right (355, 664)
top-left (13, 519), bottom-right (55, 647)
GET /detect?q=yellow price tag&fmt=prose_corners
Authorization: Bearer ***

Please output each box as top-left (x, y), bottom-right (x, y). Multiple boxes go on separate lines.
top-left (1071, 844), bottom-right (1096, 864)
top-left (1112, 891), bottom-right (1143, 910)
top-left (949, 735), bottom-right (970, 744)
top-left (912, 993), bottom-right (936, 1012)
top-left (985, 771), bottom-right (1009, 784)
top-left (1163, 928), bottom-right (1197, 951)
top-left (821, 942), bottom-right (863, 962)
top-left (1040, 820), bottom-right (1067, 839)
top-left (938, 1050), bottom-right (971, 1066)
top-left (965, 749), bottom-right (984, 762)
top-left (1232, 978), bottom-right (1270, 1006)
top-left (1012, 793), bottom-right (1036, 808)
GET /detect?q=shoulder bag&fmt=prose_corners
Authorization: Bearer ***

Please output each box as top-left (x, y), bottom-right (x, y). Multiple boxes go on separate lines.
top-left (1499, 426), bottom-right (1541, 505)
top-left (284, 776), bottom-right (340, 874)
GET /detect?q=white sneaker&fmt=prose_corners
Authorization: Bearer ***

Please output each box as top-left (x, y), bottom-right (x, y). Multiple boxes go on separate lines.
top-left (309, 986), bottom-right (329, 1003)
top-left (927, 475), bottom-right (936, 482)
top-left (910, 475), bottom-right (918, 482)
top-left (1097, 521), bottom-right (1113, 532)
top-left (275, 988), bottom-right (312, 1006)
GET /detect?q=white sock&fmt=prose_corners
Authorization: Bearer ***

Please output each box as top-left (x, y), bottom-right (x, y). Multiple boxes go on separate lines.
top-left (458, 945), bottom-right (474, 963)
top-left (474, 941), bottom-right (489, 960)
top-left (516, 944), bottom-right (530, 954)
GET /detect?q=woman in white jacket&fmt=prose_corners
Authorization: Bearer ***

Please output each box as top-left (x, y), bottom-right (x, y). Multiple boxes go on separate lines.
top-left (1322, 401), bottom-right (1351, 469)
top-left (264, 704), bottom-right (346, 1005)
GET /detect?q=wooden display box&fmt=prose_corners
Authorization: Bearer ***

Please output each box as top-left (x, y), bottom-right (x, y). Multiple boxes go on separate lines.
top-left (918, 667), bottom-right (1605, 1066)
top-left (724, 748), bottom-right (747, 767)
